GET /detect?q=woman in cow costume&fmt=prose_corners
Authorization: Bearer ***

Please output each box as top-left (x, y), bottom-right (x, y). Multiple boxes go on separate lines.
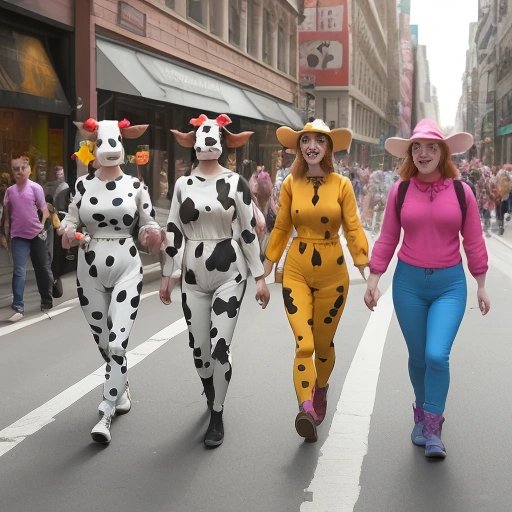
top-left (59, 119), bottom-right (162, 444)
top-left (263, 119), bottom-right (369, 442)
top-left (160, 114), bottom-right (270, 448)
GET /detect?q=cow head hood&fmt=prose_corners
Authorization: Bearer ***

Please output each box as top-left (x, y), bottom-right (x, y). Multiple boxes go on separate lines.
top-left (73, 118), bottom-right (149, 167)
top-left (170, 114), bottom-right (254, 160)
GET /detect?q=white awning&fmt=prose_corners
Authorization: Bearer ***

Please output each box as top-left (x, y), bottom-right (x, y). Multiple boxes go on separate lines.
top-left (96, 38), bottom-right (302, 127)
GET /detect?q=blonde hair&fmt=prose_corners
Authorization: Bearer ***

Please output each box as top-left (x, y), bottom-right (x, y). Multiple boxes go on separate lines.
top-left (290, 135), bottom-right (335, 178)
top-left (398, 141), bottom-right (459, 180)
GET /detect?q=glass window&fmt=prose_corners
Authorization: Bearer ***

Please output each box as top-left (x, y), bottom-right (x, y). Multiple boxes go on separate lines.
top-left (277, 23), bottom-right (286, 72)
top-left (188, 0), bottom-right (207, 26)
top-left (289, 30), bottom-right (296, 77)
top-left (262, 8), bottom-right (271, 65)
top-left (209, 0), bottom-right (223, 37)
top-left (246, 1), bottom-right (256, 57)
top-left (229, 0), bottom-right (241, 47)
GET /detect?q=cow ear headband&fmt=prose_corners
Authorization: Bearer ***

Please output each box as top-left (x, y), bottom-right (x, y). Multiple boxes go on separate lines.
top-left (72, 118), bottom-right (150, 165)
top-left (170, 114), bottom-right (254, 149)
top-left (74, 118), bottom-right (150, 140)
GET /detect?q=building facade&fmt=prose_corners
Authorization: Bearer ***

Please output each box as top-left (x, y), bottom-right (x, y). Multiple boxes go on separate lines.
top-left (298, 0), bottom-right (401, 168)
top-left (0, 0), bottom-right (303, 209)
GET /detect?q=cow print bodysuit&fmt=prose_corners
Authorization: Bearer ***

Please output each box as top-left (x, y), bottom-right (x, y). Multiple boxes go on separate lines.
top-left (62, 173), bottom-right (159, 402)
top-left (162, 169), bottom-right (263, 412)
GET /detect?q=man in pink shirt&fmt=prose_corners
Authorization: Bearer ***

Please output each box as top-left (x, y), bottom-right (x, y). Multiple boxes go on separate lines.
top-left (0, 153), bottom-right (54, 322)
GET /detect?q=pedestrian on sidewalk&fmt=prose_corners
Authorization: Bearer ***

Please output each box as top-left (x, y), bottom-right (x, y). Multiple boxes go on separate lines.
top-left (262, 119), bottom-right (369, 443)
top-left (0, 152), bottom-right (54, 322)
top-left (160, 113), bottom-right (270, 448)
top-left (59, 118), bottom-right (162, 444)
top-left (364, 118), bottom-right (491, 459)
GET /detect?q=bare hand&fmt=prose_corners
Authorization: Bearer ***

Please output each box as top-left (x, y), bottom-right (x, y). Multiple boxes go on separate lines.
top-left (363, 286), bottom-right (381, 311)
top-left (0, 234), bottom-right (7, 248)
top-left (255, 278), bottom-right (270, 309)
top-left (160, 275), bottom-right (180, 305)
top-left (58, 226), bottom-right (80, 249)
top-left (477, 288), bottom-right (490, 315)
top-left (139, 227), bottom-right (165, 254)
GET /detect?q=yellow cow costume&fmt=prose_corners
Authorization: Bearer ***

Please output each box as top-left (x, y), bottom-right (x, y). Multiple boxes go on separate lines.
top-left (265, 119), bottom-right (368, 442)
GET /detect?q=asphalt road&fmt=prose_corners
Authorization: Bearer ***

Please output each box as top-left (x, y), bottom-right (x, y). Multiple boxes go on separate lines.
top-left (0, 237), bottom-right (511, 512)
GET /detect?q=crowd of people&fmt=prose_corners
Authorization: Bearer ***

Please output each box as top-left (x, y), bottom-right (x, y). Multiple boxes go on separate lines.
top-left (0, 114), bottom-right (499, 462)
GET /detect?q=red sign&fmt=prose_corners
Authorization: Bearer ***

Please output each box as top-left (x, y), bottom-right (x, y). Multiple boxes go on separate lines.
top-left (118, 2), bottom-right (146, 37)
top-left (299, 0), bottom-right (349, 87)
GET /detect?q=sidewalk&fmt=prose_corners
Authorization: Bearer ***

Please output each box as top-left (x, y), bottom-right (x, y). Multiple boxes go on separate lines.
top-left (0, 207), bottom-right (169, 320)
top-left (487, 217), bottom-right (512, 250)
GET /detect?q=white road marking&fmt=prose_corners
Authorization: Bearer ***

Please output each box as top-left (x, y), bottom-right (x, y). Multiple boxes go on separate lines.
top-left (0, 291), bottom-right (158, 338)
top-left (0, 316), bottom-right (187, 457)
top-left (300, 286), bottom-right (394, 512)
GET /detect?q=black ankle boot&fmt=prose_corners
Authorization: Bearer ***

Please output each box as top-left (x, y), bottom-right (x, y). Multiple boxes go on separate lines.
top-left (204, 409), bottom-right (224, 448)
top-left (201, 376), bottom-right (215, 411)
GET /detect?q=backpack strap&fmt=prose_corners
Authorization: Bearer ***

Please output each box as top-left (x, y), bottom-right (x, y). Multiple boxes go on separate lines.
top-left (453, 179), bottom-right (467, 229)
top-left (395, 180), bottom-right (410, 221)
top-left (395, 178), bottom-right (467, 229)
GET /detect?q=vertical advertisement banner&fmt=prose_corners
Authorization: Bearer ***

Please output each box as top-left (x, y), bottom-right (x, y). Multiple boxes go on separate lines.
top-left (299, 0), bottom-right (349, 87)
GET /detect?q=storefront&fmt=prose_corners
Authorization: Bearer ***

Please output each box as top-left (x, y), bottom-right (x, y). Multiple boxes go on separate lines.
top-left (93, 37), bottom-right (303, 208)
top-left (0, 6), bottom-right (73, 202)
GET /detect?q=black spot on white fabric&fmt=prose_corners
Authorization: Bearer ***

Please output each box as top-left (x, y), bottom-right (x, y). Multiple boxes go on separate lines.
top-left (216, 179), bottom-right (235, 210)
top-left (180, 197), bottom-right (200, 223)
top-left (205, 239), bottom-right (236, 272)
top-left (85, 250), bottom-right (96, 265)
top-left (185, 269), bottom-right (197, 284)
top-left (212, 295), bottom-right (240, 318)
top-left (212, 338), bottom-right (229, 364)
top-left (123, 214), bottom-right (134, 226)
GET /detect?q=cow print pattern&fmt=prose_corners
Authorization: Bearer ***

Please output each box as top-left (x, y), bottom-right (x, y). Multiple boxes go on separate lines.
top-left (163, 169), bottom-right (263, 411)
top-left (61, 173), bottom-right (159, 402)
top-left (268, 173), bottom-right (368, 406)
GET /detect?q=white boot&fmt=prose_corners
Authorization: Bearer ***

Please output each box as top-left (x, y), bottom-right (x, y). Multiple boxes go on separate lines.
top-left (115, 383), bottom-right (132, 415)
top-left (98, 382), bottom-right (131, 415)
top-left (91, 403), bottom-right (115, 444)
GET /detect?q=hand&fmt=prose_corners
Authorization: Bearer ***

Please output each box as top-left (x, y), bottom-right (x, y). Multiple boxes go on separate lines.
top-left (160, 275), bottom-right (180, 305)
top-left (139, 227), bottom-right (165, 254)
top-left (363, 285), bottom-right (381, 311)
top-left (58, 226), bottom-right (80, 249)
top-left (477, 288), bottom-right (490, 315)
top-left (0, 233), bottom-right (7, 249)
top-left (255, 278), bottom-right (270, 309)
top-left (263, 258), bottom-right (274, 278)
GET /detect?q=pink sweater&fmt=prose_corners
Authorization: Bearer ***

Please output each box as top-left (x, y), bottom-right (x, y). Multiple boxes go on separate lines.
top-left (369, 177), bottom-right (488, 277)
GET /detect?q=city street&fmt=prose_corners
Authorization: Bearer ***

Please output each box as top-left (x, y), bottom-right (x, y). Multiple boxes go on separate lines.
top-left (0, 234), bottom-right (512, 512)
top-left (0, 235), bottom-right (511, 512)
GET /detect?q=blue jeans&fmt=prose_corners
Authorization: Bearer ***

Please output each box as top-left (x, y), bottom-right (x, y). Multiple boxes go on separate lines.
top-left (392, 260), bottom-right (467, 415)
top-left (11, 236), bottom-right (54, 313)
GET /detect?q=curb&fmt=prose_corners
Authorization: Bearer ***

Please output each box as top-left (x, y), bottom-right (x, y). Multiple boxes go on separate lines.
top-left (489, 232), bottom-right (512, 251)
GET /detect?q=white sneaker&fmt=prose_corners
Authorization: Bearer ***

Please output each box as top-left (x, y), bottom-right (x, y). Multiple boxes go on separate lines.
top-left (7, 312), bottom-right (24, 322)
top-left (115, 385), bottom-right (132, 415)
top-left (98, 383), bottom-right (131, 415)
top-left (91, 407), bottom-right (115, 444)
